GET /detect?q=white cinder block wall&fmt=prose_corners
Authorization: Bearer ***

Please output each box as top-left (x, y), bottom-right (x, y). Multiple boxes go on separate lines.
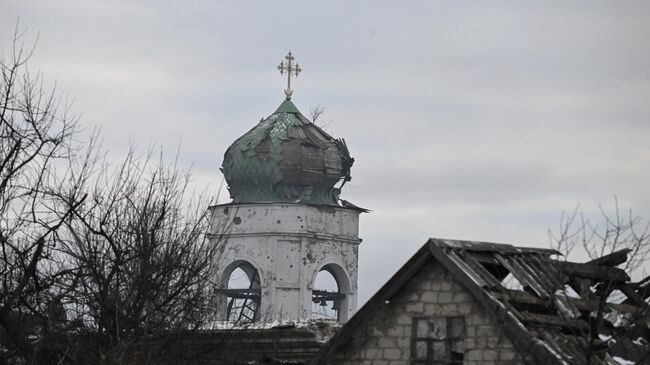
top-left (210, 203), bottom-right (361, 322)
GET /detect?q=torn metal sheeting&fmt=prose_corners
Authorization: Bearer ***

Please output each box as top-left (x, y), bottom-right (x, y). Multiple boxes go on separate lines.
top-left (428, 239), bottom-right (650, 365)
top-left (222, 99), bottom-right (355, 206)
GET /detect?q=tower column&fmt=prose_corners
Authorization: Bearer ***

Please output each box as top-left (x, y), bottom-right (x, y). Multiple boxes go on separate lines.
top-left (210, 203), bottom-right (361, 322)
top-left (215, 60), bottom-right (364, 323)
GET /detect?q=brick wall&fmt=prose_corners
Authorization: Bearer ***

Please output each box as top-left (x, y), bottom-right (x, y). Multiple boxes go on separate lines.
top-left (326, 260), bottom-right (527, 365)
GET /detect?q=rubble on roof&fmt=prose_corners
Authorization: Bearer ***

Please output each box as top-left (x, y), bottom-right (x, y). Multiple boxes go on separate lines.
top-left (428, 239), bottom-right (650, 365)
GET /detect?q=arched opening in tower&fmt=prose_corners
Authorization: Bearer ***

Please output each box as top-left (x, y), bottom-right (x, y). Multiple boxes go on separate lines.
top-left (224, 262), bottom-right (261, 323)
top-left (312, 266), bottom-right (346, 320)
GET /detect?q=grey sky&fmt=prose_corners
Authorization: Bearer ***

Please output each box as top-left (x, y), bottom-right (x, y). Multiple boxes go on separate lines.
top-left (3, 1), bottom-right (650, 303)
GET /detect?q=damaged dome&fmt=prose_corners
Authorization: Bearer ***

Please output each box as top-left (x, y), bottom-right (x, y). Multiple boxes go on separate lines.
top-left (221, 99), bottom-right (353, 205)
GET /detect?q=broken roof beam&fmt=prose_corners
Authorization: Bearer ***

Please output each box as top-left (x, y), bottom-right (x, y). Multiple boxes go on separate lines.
top-left (529, 255), bottom-right (568, 289)
top-left (516, 255), bottom-right (563, 293)
top-left (490, 288), bottom-right (645, 315)
top-left (577, 278), bottom-right (592, 300)
top-left (495, 254), bottom-right (551, 298)
top-left (446, 249), bottom-right (490, 287)
top-left (629, 275), bottom-right (650, 301)
top-left (565, 276), bottom-right (591, 302)
top-left (459, 251), bottom-right (505, 289)
top-left (616, 284), bottom-right (650, 308)
top-left (517, 311), bottom-right (589, 331)
top-left (426, 244), bottom-right (571, 365)
top-left (490, 288), bottom-right (551, 307)
top-left (555, 261), bottom-right (630, 282)
top-left (432, 239), bottom-right (560, 255)
top-left (586, 249), bottom-right (631, 267)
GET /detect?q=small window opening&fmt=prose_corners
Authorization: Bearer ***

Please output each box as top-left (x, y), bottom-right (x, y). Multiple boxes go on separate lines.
top-left (411, 317), bottom-right (465, 364)
top-left (312, 268), bottom-right (344, 320)
top-left (224, 263), bottom-right (260, 323)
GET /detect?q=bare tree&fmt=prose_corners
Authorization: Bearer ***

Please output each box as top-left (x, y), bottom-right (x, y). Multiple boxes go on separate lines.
top-left (547, 199), bottom-right (650, 364)
top-left (1, 28), bottom-right (221, 364)
top-left (0, 26), bottom-right (88, 363)
top-left (55, 148), bottom-right (215, 364)
top-left (550, 198), bottom-right (650, 277)
top-left (310, 104), bottom-right (330, 130)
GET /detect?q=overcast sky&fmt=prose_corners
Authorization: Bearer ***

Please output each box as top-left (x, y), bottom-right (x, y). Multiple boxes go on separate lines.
top-left (3, 1), bottom-right (650, 303)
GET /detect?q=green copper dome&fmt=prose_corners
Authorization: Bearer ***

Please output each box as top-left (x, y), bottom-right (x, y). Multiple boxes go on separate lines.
top-left (221, 99), bottom-right (353, 205)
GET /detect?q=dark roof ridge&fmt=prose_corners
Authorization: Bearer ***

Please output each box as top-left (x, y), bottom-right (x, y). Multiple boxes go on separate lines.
top-left (428, 237), bottom-right (560, 255)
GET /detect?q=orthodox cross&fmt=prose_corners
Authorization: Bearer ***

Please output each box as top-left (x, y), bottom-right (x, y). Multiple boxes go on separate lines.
top-left (277, 51), bottom-right (302, 100)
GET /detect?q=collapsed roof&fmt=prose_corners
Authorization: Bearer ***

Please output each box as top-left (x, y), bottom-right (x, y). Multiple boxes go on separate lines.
top-left (313, 238), bottom-right (650, 365)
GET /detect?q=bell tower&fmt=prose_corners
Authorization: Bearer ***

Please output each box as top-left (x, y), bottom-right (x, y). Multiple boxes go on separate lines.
top-left (210, 52), bottom-right (364, 323)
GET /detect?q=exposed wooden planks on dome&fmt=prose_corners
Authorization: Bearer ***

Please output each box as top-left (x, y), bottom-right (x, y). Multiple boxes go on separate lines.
top-left (222, 100), bottom-right (355, 206)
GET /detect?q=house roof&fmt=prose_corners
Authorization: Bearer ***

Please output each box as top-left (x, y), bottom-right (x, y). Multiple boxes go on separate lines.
top-left (311, 238), bottom-right (650, 365)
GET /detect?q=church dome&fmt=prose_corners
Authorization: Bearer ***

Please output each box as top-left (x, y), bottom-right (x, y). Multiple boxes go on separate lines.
top-left (221, 99), bottom-right (354, 205)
